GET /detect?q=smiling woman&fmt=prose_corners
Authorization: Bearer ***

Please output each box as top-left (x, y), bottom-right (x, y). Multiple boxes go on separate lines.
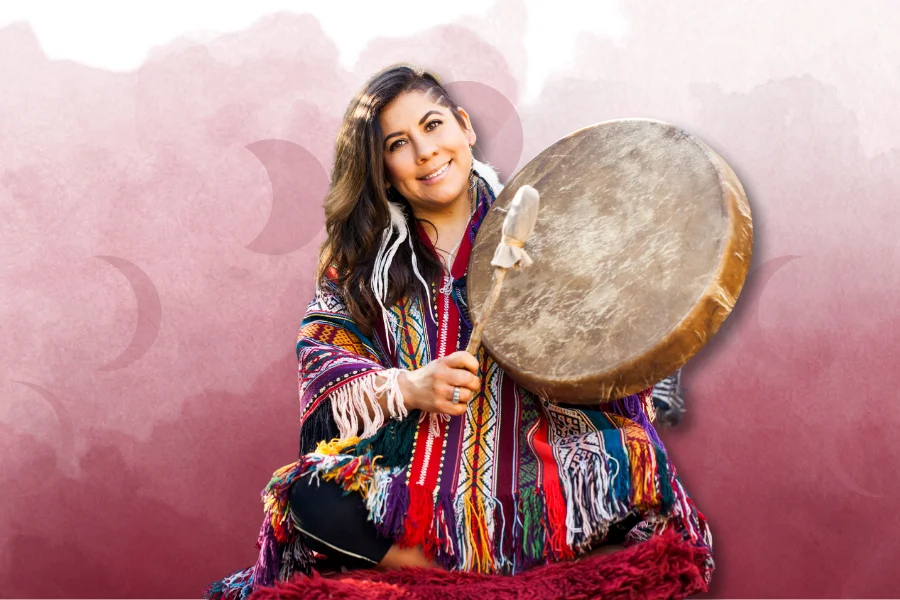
top-left (380, 93), bottom-right (476, 219)
top-left (317, 67), bottom-right (498, 340)
top-left (205, 64), bottom-right (713, 599)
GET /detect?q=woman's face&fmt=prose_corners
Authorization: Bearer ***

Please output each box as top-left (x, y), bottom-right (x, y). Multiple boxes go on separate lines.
top-left (378, 90), bottom-right (476, 218)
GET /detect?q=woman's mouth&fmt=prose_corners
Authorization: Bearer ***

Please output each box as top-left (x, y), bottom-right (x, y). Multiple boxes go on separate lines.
top-left (419, 160), bottom-right (451, 184)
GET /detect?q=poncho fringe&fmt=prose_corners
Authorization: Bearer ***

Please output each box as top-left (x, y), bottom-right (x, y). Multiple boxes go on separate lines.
top-left (204, 402), bottom-right (706, 599)
top-left (203, 168), bottom-right (714, 600)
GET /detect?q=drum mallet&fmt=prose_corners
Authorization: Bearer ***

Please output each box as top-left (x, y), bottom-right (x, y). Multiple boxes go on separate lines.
top-left (465, 185), bottom-right (540, 355)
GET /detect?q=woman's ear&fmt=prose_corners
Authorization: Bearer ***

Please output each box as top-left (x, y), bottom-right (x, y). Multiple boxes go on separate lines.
top-left (457, 106), bottom-right (477, 147)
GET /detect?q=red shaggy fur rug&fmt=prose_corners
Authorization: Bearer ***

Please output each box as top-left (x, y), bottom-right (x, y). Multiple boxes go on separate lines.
top-left (249, 532), bottom-right (710, 600)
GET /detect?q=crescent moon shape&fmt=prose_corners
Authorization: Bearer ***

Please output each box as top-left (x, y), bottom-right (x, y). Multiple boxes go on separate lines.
top-left (716, 255), bottom-right (803, 345)
top-left (14, 380), bottom-right (76, 469)
top-left (740, 258), bottom-right (873, 496)
top-left (820, 432), bottom-right (882, 498)
top-left (747, 255), bottom-right (803, 328)
top-left (94, 255), bottom-right (162, 371)
top-left (444, 81), bottom-right (523, 183)
top-left (244, 140), bottom-right (328, 255)
top-left (692, 255), bottom-right (802, 366)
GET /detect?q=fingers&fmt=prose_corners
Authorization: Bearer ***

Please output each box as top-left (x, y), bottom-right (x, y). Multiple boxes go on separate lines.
top-left (445, 367), bottom-right (480, 393)
top-left (409, 352), bottom-right (482, 417)
top-left (432, 385), bottom-right (475, 417)
top-left (431, 352), bottom-right (480, 391)
top-left (437, 401), bottom-right (469, 417)
top-left (433, 400), bottom-right (468, 418)
top-left (444, 383), bottom-right (476, 404)
top-left (426, 379), bottom-right (478, 418)
top-left (443, 350), bottom-right (480, 375)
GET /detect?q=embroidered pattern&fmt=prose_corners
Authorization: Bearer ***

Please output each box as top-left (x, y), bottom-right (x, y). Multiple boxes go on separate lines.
top-left (206, 173), bottom-right (714, 600)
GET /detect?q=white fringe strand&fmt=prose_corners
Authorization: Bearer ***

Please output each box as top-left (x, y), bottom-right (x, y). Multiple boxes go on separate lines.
top-left (371, 160), bottom-right (502, 353)
top-left (330, 369), bottom-right (409, 440)
top-left (375, 368), bottom-right (408, 421)
top-left (370, 202), bottom-right (432, 352)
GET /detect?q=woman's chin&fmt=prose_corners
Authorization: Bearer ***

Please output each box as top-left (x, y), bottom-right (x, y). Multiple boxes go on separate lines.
top-left (412, 193), bottom-right (467, 215)
top-left (411, 181), bottom-right (469, 213)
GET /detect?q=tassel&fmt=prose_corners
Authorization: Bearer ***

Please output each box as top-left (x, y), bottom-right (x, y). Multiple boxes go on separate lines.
top-left (278, 533), bottom-right (315, 581)
top-left (328, 369), bottom-right (410, 441)
top-left (628, 441), bottom-right (654, 511)
top-left (370, 202), bottom-right (407, 352)
top-left (493, 495), bottom-right (514, 572)
top-left (315, 436), bottom-right (360, 455)
top-left (520, 486), bottom-right (545, 563)
top-left (477, 496), bottom-right (496, 572)
top-left (459, 494), bottom-right (495, 573)
top-left (656, 446), bottom-right (676, 514)
top-left (374, 473), bottom-right (409, 539)
top-left (202, 566), bottom-right (254, 600)
top-left (400, 483), bottom-right (438, 552)
top-left (328, 372), bottom-right (385, 440)
top-left (250, 519), bottom-right (280, 588)
top-left (543, 481), bottom-right (575, 561)
top-left (376, 368), bottom-right (408, 421)
top-left (298, 401), bottom-right (338, 456)
top-left (261, 461), bottom-right (308, 543)
top-left (434, 492), bottom-right (460, 568)
top-left (316, 453), bottom-right (379, 498)
top-left (605, 430), bottom-right (632, 513)
top-left (370, 202), bottom-right (432, 353)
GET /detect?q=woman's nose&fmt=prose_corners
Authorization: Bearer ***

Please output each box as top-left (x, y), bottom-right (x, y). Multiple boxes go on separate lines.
top-left (414, 138), bottom-right (438, 162)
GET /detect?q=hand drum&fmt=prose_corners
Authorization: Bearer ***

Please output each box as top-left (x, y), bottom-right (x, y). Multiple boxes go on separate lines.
top-left (467, 119), bottom-right (752, 402)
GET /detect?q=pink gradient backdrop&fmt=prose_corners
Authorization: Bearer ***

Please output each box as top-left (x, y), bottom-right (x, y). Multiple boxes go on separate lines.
top-left (2, 2), bottom-right (898, 597)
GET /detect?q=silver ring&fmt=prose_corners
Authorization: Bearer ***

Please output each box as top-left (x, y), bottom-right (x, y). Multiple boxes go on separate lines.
top-left (452, 386), bottom-right (461, 404)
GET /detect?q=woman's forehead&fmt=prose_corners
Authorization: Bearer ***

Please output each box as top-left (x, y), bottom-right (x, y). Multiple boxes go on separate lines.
top-left (379, 91), bottom-right (448, 128)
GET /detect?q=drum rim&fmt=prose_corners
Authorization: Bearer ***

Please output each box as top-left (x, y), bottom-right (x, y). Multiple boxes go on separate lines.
top-left (468, 118), bottom-right (753, 401)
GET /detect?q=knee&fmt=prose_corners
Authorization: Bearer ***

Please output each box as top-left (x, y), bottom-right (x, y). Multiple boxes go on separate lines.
top-left (289, 476), bottom-right (317, 527)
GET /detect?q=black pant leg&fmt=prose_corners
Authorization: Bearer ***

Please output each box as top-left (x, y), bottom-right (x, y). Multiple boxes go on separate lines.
top-left (289, 476), bottom-right (393, 570)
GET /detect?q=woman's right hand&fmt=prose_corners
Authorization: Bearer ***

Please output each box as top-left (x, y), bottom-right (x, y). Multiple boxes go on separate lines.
top-left (398, 351), bottom-right (481, 417)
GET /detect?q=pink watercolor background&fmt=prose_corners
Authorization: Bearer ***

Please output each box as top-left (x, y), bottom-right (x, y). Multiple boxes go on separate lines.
top-left (2, 1), bottom-right (899, 597)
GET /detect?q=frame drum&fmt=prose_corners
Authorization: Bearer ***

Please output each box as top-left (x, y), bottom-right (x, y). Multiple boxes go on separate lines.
top-left (467, 119), bottom-right (752, 402)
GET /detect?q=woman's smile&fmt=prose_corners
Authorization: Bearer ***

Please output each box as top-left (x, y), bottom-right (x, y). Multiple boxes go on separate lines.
top-left (418, 160), bottom-right (451, 184)
top-left (379, 90), bottom-right (476, 218)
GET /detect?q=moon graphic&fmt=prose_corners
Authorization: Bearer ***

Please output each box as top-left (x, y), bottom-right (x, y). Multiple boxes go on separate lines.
top-left (739, 257), bottom-right (877, 497)
top-left (820, 431), bottom-right (882, 498)
top-left (692, 255), bottom-right (802, 369)
top-left (14, 380), bottom-right (77, 470)
top-left (749, 255), bottom-right (835, 378)
top-left (94, 255), bottom-right (162, 371)
top-left (444, 81), bottom-right (523, 183)
top-left (244, 139), bottom-right (328, 255)
top-left (746, 255), bottom-right (802, 328)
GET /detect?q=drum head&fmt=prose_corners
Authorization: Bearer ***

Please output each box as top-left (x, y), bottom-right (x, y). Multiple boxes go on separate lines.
top-left (467, 119), bottom-right (752, 402)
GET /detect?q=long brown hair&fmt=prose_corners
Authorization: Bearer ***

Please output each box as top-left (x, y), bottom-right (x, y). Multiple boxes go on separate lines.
top-left (317, 64), bottom-right (471, 335)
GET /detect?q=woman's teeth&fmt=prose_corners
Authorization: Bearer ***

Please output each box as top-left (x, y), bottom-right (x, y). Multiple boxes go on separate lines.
top-left (422, 162), bottom-right (450, 180)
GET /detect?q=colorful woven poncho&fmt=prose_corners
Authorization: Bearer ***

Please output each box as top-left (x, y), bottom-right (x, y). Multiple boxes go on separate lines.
top-left (205, 172), bottom-right (714, 599)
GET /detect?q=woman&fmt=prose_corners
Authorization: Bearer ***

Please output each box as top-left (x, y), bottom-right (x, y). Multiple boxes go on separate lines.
top-left (206, 64), bottom-right (713, 598)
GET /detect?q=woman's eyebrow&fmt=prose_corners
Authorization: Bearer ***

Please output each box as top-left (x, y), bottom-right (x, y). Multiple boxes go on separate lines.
top-left (383, 110), bottom-right (444, 145)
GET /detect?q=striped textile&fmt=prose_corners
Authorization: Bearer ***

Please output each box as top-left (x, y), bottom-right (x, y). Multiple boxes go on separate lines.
top-left (651, 370), bottom-right (688, 427)
top-left (204, 175), bottom-right (713, 600)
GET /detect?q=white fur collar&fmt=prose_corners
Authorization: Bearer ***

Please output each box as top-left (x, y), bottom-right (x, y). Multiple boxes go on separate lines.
top-left (472, 157), bottom-right (504, 196)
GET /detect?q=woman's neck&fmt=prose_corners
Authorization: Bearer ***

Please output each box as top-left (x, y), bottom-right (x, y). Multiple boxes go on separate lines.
top-left (416, 198), bottom-right (473, 271)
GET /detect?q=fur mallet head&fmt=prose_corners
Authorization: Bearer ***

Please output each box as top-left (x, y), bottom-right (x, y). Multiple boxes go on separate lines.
top-left (491, 185), bottom-right (540, 269)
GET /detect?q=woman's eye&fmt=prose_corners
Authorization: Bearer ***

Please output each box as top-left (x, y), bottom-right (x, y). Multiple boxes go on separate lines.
top-left (425, 119), bottom-right (442, 131)
top-left (389, 139), bottom-right (406, 152)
